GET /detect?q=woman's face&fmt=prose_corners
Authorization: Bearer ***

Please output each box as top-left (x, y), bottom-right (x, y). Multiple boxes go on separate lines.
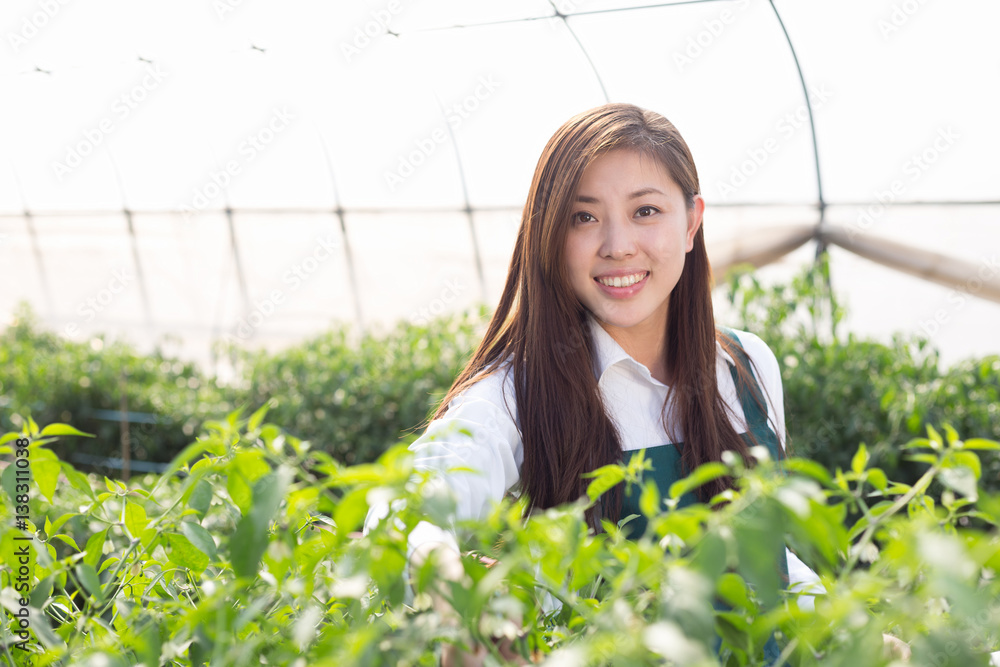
top-left (564, 148), bottom-right (704, 340)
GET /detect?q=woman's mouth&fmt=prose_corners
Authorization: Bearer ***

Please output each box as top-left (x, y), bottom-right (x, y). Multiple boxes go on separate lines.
top-left (594, 271), bottom-right (649, 296)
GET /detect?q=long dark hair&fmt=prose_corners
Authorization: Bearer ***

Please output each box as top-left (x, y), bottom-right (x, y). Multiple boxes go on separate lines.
top-left (432, 103), bottom-right (779, 530)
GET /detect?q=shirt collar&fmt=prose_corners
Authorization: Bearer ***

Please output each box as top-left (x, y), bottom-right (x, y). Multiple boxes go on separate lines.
top-left (585, 311), bottom-right (735, 383)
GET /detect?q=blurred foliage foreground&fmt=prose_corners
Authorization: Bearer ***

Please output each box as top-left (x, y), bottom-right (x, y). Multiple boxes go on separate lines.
top-left (1, 256), bottom-right (998, 495)
top-left (0, 413), bottom-right (999, 666)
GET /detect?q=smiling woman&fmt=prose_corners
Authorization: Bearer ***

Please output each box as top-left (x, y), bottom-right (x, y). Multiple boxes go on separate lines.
top-left (365, 102), bottom-right (825, 665)
top-left (564, 148), bottom-right (704, 384)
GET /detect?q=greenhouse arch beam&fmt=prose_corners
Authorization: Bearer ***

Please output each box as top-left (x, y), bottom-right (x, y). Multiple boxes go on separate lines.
top-left (109, 153), bottom-right (153, 330)
top-left (548, 0), bottom-right (610, 103)
top-left (767, 0), bottom-right (827, 255)
top-left (12, 166), bottom-right (54, 317)
top-left (434, 94), bottom-right (488, 304)
top-left (399, 2), bottom-right (823, 228)
top-left (318, 127), bottom-right (365, 334)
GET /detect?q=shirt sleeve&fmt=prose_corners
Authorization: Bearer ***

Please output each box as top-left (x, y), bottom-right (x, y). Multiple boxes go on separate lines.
top-left (362, 367), bottom-right (523, 564)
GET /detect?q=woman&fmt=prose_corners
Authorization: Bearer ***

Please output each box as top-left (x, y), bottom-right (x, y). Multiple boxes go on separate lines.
top-left (365, 102), bottom-right (822, 664)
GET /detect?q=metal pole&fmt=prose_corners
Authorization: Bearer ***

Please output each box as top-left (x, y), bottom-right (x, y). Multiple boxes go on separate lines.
top-left (317, 127), bottom-right (365, 334)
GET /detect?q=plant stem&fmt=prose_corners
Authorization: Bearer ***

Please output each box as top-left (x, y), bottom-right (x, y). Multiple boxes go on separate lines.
top-left (840, 463), bottom-right (940, 577)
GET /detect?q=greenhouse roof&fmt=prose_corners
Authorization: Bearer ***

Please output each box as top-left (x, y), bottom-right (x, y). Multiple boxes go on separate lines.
top-left (2, 0), bottom-right (998, 371)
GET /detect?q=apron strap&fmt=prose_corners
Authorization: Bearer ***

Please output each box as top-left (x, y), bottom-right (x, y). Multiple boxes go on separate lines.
top-left (718, 327), bottom-right (790, 590)
top-left (717, 327), bottom-right (782, 462)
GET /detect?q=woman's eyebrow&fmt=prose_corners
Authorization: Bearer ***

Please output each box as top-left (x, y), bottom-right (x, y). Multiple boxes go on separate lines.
top-left (574, 187), bottom-right (666, 204)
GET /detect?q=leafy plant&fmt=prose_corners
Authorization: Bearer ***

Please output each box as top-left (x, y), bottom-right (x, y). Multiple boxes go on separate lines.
top-left (1, 412), bottom-right (998, 666)
top-left (723, 255), bottom-right (1000, 493)
top-left (0, 302), bottom-right (485, 471)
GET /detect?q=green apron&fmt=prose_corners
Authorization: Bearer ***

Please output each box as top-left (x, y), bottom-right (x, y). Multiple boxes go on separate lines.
top-left (618, 328), bottom-right (787, 665)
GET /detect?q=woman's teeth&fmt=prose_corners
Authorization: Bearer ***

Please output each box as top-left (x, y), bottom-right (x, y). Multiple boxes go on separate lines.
top-left (596, 272), bottom-right (646, 288)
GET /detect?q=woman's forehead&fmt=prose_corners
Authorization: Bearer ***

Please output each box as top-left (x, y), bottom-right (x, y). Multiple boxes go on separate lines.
top-left (576, 149), bottom-right (679, 194)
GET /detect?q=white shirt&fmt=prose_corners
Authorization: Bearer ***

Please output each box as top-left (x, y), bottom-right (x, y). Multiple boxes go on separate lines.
top-left (364, 312), bottom-right (822, 602)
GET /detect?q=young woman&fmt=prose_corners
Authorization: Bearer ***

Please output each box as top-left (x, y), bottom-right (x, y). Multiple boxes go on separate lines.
top-left (366, 102), bottom-right (822, 664)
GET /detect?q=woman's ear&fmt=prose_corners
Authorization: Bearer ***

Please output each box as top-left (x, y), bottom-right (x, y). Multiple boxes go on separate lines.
top-left (685, 195), bottom-right (705, 252)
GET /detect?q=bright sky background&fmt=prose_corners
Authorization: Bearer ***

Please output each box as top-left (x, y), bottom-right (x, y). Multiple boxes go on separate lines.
top-left (1, 0), bottom-right (998, 371)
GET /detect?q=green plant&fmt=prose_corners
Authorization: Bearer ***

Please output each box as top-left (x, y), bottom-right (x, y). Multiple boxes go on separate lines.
top-left (0, 302), bottom-right (486, 471)
top-left (1, 411), bottom-right (998, 666)
top-left (723, 255), bottom-right (1000, 493)
top-left (0, 302), bottom-right (230, 466)
top-left (217, 307), bottom-right (486, 466)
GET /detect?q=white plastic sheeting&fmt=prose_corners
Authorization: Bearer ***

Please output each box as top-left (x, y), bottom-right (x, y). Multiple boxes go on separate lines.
top-left (1, 0), bottom-right (998, 371)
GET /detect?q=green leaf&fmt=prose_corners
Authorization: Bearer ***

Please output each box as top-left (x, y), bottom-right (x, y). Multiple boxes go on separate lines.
top-left (166, 532), bottom-right (209, 572)
top-left (123, 501), bottom-right (149, 539)
top-left (851, 443), bottom-right (869, 474)
top-left (50, 512), bottom-right (79, 533)
top-left (75, 563), bottom-right (104, 603)
top-left (962, 438), bottom-right (1000, 451)
top-left (39, 423), bottom-right (94, 438)
top-left (29, 610), bottom-right (64, 650)
top-left (1, 463), bottom-right (17, 505)
top-left (867, 468), bottom-right (888, 492)
top-left (248, 401), bottom-right (272, 432)
top-left (939, 466), bottom-right (978, 500)
top-left (83, 529), bottom-right (108, 568)
top-left (0, 433), bottom-right (24, 446)
top-left (31, 447), bottom-right (61, 503)
top-left (783, 459), bottom-right (832, 485)
top-left (51, 534), bottom-right (80, 551)
top-left (926, 425), bottom-right (943, 449)
top-left (902, 437), bottom-right (932, 450)
top-left (30, 576), bottom-right (53, 609)
top-left (181, 521), bottom-right (217, 559)
top-left (715, 612), bottom-right (751, 652)
top-left (639, 480), bottom-right (661, 518)
top-left (187, 479), bottom-right (214, 517)
top-left (669, 463), bottom-right (728, 500)
top-left (953, 451), bottom-right (982, 480)
top-left (61, 462), bottom-right (95, 500)
top-left (231, 467), bottom-right (291, 578)
top-left (135, 620), bottom-right (162, 667)
top-left (691, 531), bottom-right (727, 578)
top-left (227, 451), bottom-right (271, 515)
top-left (332, 487), bottom-right (370, 536)
top-left (716, 572), bottom-right (754, 611)
top-left (583, 464), bottom-right (625, 503)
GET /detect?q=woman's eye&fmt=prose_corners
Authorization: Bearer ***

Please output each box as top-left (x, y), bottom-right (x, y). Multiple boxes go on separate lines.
top-left (573, 212), bottom-right (596, 224)
top-left (636, 205), bottom-right (659, 217)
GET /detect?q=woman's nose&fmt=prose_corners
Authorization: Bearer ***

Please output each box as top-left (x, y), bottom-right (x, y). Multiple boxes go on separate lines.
top-left (600, 215), bottom-right (637, 259)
